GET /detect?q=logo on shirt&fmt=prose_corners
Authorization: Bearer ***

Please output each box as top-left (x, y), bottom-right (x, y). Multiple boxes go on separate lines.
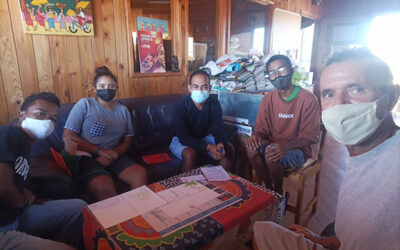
top-left (14, 156), bottom-right (29, 180)
top-left (278, 113), bottom-right (294, 119)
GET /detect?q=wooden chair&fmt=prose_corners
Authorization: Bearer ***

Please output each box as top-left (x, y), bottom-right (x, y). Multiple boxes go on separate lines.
top-left (252, 129), bottom-right (326, 225)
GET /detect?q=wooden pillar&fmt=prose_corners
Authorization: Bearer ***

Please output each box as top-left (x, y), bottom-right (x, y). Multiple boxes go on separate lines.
top-left (215, 0), bottom-right (231, 58)
top-left (264, 4), bottom-right (275, 55)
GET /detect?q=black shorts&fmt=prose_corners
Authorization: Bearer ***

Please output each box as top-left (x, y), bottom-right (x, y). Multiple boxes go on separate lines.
top-left (77, 154), bottom-right (136, 184)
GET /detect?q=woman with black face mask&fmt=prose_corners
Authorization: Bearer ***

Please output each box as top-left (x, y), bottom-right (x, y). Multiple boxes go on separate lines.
top-left (62, 66), bottom-right (147, 201)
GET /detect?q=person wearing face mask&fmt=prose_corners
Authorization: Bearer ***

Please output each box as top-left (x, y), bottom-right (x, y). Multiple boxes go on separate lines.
top-left (0, 92), bottom-right (87, 249)
top-left (252, 48), bottom-right (400, 250)
top-left (63, 66), bottom-right (147, 201)
top-left (246, 54), bottom-right (321, 194)
top-left (169, 70), bottom-right (235, 172)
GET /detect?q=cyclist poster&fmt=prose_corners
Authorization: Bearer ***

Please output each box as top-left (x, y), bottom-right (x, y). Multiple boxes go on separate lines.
top-left (18, 0), bottom-right (94, 36)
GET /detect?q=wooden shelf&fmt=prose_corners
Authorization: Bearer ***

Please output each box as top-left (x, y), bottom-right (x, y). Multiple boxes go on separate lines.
top-left (130, 71), bottom-right (183, 78)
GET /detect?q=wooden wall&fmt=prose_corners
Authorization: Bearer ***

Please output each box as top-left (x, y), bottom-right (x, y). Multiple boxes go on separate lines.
top-left (271, 0), bottom-right (323, 19)
top-left (0, 0), bottom-right (187, 125)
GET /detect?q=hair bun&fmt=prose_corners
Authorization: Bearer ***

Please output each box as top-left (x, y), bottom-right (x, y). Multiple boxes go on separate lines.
top-left (95, 66), bottom-right (112, 76)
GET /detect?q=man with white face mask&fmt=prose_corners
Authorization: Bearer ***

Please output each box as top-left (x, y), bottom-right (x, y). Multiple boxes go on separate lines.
top-left (252, 48), bottom-right (400, 250)
top-left (0, 92), bottom-right (87, 249)
top-left (169, 70), bottom-right (235, 172)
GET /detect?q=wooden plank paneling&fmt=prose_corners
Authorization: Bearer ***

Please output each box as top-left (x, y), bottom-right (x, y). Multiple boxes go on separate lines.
top-left (0, 70), bottom-right (10, 124)
top-left (0, 0), bottom-right (188, 125)
top-left (148, 77), bottom-right (161, 95)
top-left (128, 8), bottom-right (142, 76)
top-left (114, 0), bottom-right (130, 99)
top-left (0, 0), bottom-right (24, 120)
top-left (92, 0), bottom-right (106, 68)
top-left (64, 36), bottom-right (84, 103)
top-left (7, 0), bottom-right (39, 97)
top-left (32, 35), bottom-right (55, 93)
top-left (216, 0), bottom-right (231, 58)
top-left (131, 77), bottom-right (149, 97)
top-left (101, 0), bottom-right (118, 77)
top-left (78, 37), bottom-right (95, 98)
top-left (48, 36), bottom-right (70, 104)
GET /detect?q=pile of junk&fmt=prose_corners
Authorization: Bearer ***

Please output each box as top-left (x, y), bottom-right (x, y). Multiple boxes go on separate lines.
top-left (200, 54), bottom-right (311, 94)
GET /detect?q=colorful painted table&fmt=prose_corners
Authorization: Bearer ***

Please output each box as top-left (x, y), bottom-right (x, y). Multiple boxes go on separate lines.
top-left (83, 169), bottom-right (283, 250)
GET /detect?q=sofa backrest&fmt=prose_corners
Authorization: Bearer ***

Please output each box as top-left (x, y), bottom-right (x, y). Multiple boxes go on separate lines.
top-left (31, 94), bottom-right (185, 159)
top-left (118, 94), bottom-right (184, 151)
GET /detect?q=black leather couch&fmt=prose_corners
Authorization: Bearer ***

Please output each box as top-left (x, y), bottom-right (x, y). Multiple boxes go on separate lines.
top-left (27, 94), bottom-right (185, 200)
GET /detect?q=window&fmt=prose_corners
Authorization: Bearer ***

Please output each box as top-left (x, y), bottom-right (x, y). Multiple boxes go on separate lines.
top-left (229, 0), bottom-right (267, 55)
top-left (188, 0), bottom-right (217, 72)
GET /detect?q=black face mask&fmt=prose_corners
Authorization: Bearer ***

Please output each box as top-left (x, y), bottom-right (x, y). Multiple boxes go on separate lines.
top-left (271, 74), bottom-right (292, 90)
top-left (97, 89), bottom-right (116, 102)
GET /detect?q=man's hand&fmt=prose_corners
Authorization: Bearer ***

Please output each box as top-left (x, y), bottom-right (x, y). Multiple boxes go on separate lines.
top-left (97, 148), bottom-right (119, 161)
top-left (287, 225), bottom-right (341, 250)
top-left (207, 144), bottom-right (223, 160)
top-left (23, 188), bottom-right (36, 205)
top-left (246, 135), bottom-right (263, 150)
top-left (96, 156), bottom-right (113, 167)
top-left (287, 225), bottom-right (320, 243)
top-left (216, 143), bottom-right (225, 156)
top-left (264, 142), bottom-right (287, 162)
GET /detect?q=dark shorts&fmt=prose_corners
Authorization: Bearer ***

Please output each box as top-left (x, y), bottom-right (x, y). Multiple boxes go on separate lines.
top-left (69, 154), bottom-right (136, 184)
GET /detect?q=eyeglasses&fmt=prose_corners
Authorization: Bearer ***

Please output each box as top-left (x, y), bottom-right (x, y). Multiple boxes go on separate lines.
top-left (266, 66), bottom-right (290, 78)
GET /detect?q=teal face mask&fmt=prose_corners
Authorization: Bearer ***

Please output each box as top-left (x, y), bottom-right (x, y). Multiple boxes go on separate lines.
top-left (322, 94), bottom-right (388, 145)
top-left (191, 90), bottom-right (209, 104)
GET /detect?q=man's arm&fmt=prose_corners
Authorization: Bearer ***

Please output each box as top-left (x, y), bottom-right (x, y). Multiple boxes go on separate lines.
top-left (288, 225), bottom-right (340, 250)
top-left (210, 98), bottom-right (227, 146)
top-left (247, 96), bottom-right (271, 150)
top-left (63, 128), bottom-right (98, 153)
top-left (113, 136), bottom-right (131, 156)
top-left (63, 128), bottom-right (118, 162)
top-left (0, 162), bottom-right (25, 209)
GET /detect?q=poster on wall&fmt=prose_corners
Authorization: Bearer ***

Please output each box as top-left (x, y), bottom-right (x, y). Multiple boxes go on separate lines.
top-left (18, 0), bottom-right (94, 36)
top-left (137, 16), bottom-right (168, 39)
top-left (137, 30), bottom-right (166, 73)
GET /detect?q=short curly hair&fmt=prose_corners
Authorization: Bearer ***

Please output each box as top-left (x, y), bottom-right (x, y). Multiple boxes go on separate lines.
top-left (266, 54), bottom-right (293, 72)
top-left (20, 92), bottom-right (60, 112)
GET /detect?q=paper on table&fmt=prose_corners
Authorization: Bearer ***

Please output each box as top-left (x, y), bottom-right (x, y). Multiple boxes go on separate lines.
top-left (157, 182), bottom-right (207, 203)
top-left (88, 195), bottom-right (136, 229)
top-left (121, 185), bottom-right (167, 214)
top-left (88, 185), bottom-right (167, 228)
top-left (161, 188), bottom-right (219, 217)
top-left (180, 175), bottom-right (206, 183)
top-left (201, 165), bottom-right (231, 181)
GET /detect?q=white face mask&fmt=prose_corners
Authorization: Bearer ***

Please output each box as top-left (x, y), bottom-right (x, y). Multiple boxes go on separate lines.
top-left (191, 90), bottom-right (209, 104)
top-left (322, 94), bottom-right (388, 145)
top-left (21, 117), bottom-right (55, 140)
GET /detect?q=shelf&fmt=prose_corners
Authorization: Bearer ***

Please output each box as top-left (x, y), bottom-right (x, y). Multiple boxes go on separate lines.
top-left (130, 71), bottom-right (183, 78)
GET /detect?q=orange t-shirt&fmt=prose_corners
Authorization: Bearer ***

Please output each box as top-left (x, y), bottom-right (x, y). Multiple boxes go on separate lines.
top-left (255, 88), bottom-right (321, 158)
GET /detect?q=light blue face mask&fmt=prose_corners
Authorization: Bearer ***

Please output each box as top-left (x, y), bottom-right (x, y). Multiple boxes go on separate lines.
top-left (191, 90), bottom-right (209, 104)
